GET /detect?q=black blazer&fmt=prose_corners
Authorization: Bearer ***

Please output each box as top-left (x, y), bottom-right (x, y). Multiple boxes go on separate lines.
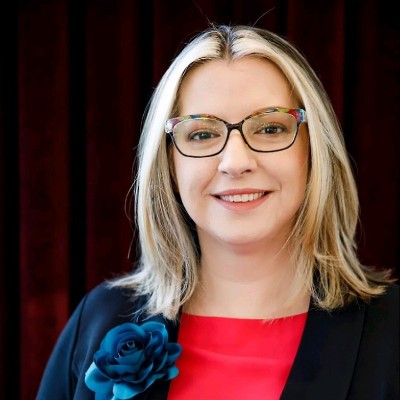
top-left (36, 283), bottom-right (399, 400)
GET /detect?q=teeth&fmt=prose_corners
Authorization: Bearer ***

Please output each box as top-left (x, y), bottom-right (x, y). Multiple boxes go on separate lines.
top-left (220, 192), bottom-right (265, 203)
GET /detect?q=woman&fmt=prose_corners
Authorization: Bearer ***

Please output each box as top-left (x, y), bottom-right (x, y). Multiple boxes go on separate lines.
top-left (36, 25), bottom-right (398, 400)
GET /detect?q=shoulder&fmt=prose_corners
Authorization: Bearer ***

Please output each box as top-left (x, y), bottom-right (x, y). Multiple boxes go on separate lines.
top-left (75, 281), bottom-right (147, 342)
top-left (80, 281), bottom-right (145, 318)
top-left (306, 283), bottom-right (398, 347)
top-left (359, 283), bottom-right (399, 352)
top-left (363, 283), bottom-right (399, 325)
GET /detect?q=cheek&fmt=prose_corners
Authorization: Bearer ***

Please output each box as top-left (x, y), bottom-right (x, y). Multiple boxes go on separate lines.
top-left (290, 155), bottom-right (309, 198)
top-left (172, 150), bottom-right (217, 195)
top-left (271, 140), bottom-right (309, 201)
top-left (172, 155), bottom-right (204, 203)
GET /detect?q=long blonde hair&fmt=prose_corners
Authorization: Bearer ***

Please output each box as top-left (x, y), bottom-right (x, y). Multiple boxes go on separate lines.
top-left (110, 25), bottom-right (392, 319)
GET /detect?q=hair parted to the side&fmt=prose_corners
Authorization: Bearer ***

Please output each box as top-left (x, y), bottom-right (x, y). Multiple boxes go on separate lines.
top-left (109, 24), bottom-right (393, 320)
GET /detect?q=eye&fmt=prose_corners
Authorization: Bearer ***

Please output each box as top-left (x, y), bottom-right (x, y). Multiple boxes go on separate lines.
top-left (188, 130), bottom-right (220, 141)
top-left (256, 123), bottom-right (288, 135)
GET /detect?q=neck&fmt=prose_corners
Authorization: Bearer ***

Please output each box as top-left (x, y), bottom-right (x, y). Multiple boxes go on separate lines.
top-left (186, 236), bottom-right (310, 319)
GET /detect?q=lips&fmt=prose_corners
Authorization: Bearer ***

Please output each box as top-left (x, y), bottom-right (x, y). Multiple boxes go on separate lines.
top-left (219, 192), bottom-right (266, 203)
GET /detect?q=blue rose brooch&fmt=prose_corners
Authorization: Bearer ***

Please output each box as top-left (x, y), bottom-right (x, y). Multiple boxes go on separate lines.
top-left (85, 321), bottom-right (182, 399)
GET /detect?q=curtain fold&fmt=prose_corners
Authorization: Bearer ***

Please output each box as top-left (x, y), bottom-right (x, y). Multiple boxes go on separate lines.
top-left (0, 1), bottom-right (398, 398)
top-left (18, 2), bottom-right (71, 399)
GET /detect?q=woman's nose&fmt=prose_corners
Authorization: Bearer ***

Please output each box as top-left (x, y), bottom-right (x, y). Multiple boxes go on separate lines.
top-left (217, 130), bottom-right (257, 177)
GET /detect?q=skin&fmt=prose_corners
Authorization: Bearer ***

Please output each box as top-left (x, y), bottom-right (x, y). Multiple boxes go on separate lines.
top-left (173, 57), bottom-right (310, 318)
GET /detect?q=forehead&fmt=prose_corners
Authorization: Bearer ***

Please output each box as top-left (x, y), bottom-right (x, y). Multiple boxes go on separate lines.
top-left (178, 57), bottom-right (298, 120)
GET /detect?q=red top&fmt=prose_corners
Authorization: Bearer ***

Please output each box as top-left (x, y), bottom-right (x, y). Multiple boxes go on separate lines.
top-left (168, 312), bottom-right (307, 400)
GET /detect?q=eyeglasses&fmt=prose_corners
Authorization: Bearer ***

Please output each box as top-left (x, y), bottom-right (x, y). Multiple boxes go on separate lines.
top-left (165, 107), bottom-right (307, 158)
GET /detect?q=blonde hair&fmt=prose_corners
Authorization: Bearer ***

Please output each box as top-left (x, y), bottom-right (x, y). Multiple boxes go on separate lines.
top-left (110, 25), bottom-right (393, 319)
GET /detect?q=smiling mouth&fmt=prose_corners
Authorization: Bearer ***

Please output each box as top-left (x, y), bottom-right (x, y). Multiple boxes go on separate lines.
top-left (218, 192), bottom-right (266, 203)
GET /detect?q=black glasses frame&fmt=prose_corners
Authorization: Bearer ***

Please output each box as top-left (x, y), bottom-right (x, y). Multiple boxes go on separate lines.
top-left (165, 107), bottom-right (307, 158)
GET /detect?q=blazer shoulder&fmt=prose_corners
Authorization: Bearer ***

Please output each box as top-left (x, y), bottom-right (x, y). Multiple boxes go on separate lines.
top-left (82, 281), bottom-right (144, 318)
top-left (365, 282), bottom-right (399, 320)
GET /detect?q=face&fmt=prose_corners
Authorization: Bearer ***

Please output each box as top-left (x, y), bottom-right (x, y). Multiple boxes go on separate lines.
top-left (172, 57), bottom-right (309, 250)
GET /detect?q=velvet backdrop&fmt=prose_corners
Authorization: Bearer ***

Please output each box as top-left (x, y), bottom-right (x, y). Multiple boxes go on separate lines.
top-left (0, 1), bottom-right (399, 398)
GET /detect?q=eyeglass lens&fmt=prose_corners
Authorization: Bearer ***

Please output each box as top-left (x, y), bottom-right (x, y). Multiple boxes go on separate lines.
top-left (172, 112), bottom-right (298, 157)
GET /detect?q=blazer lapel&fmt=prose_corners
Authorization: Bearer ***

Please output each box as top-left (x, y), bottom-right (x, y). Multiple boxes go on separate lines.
top-left (281, 300), bottom-right (365, 400)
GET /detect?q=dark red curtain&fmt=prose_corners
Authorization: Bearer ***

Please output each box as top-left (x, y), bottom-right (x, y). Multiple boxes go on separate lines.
top-left (0, 1), bottom-right (398, 398)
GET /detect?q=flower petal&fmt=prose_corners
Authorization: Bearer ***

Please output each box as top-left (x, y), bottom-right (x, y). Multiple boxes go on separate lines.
top-left (130, 361), bottom-right (153, 383)
top-left (142, 372), bottom-right (166, 390)
top-left (141, 321), bottom-right (166, 330)
top-left (164, 364), bottom-right (179, 380)
top-left (113, 381), bottom-right (145, 399)
top-left (167, 343), bottom-right (182, 363)
top-left (85, 362), bottom-right (114, 394)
